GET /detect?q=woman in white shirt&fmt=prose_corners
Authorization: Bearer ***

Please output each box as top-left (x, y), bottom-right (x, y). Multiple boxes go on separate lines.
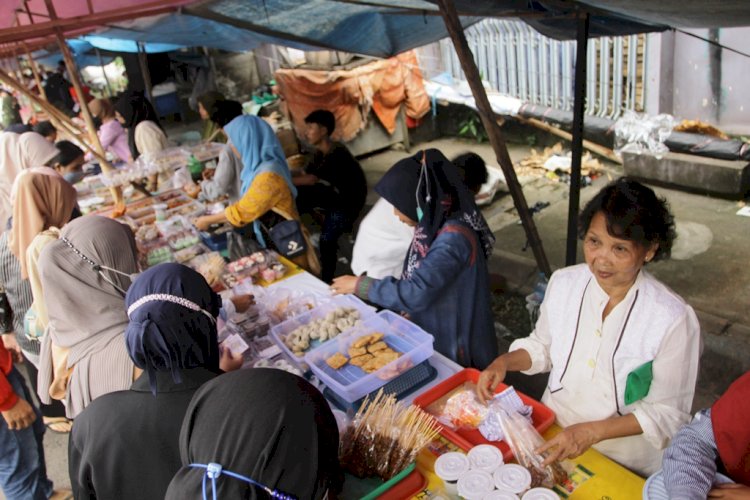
top-left (477, 178), bottom-right (701, 477)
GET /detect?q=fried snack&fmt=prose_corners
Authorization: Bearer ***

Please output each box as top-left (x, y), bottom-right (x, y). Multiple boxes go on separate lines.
top-left (348, 346), bottom-right (368, 357)
top-left (369, 333), bottom-right (384, 343)
top-left (326, 353), bottom-right (349, 370)
top-left (367, 341), bottom-right (388, 353)
top-left (362, 351), bottom-right (402, 373)
top-left (350, 354), bottom-right (373, 367)
top-left (352, 335), bottom-right (375, 349)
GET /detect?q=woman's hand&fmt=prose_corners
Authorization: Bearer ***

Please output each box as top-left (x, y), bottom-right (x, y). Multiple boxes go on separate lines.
top-left (193, 212), bottom-right (229, 232)
top-left (219, 347), bottom-right (244, 372)
top-left (536, 422), bottom-right (601, 465)
top-left (477, 356), bottom-right (508, 403)
top-left (184, 183), bottom-right (201, 199)
top-left (708, 484), bottom-right (750, 499)
top-left (331, 275), bottom-right (358, 295)
top-left (193, 215), bottom-right (214, 232)
top-left (1, 398), bottom-right (36, 430)
top-left (2, 333), bottom-right (23, 364)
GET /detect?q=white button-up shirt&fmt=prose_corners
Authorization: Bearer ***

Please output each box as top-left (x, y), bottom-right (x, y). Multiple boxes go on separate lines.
top-left (511, 267), bottom-right (701, 477)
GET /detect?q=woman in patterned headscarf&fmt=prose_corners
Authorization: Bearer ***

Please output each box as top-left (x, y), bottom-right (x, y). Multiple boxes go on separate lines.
top-left (69, 263), bottom-right (230, 500)
top-left (333, 149), bottom-right (497, 369)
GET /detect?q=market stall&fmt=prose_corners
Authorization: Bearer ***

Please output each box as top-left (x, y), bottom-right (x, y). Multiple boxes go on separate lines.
top-left (71, 143), bottom-right (646, 499)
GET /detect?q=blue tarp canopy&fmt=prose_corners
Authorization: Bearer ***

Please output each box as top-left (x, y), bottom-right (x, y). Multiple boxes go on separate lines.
top-left (26, 0), bottom-right (750, 66)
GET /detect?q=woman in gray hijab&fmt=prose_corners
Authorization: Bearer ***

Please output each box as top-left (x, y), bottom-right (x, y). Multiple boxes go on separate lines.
top-left (37, 215), bottom-right (138, 419)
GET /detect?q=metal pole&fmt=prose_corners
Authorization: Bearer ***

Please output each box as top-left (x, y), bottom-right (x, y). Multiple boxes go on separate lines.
top-left (437, 0), bottom-right (552, 277)
top-left (566, 12), bottom-right (590, 266)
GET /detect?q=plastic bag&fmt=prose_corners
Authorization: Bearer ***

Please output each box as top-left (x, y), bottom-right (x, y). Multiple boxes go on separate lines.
top-left (614, 110), bottom-right (675, 159)
top-left (525, 273), bottom-right (548, 327)
top-left (439, 390), bottom-right (489, 429)
top-left (479, 386), bottom-right (533, 441)
top-left (495, 408), bottom-right (567, 488)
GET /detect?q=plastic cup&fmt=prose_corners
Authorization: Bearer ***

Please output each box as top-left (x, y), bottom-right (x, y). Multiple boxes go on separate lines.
top-left (457, 470), bottom-right (495, 500)
top-left (434, 452), bottom-right (470, 497)
top-left (483, 491), bottom-right (520, 500)
top-left (493, 464), bottom-right (532, 494)
top-left (468, 444), bottom-right (505, 473)
top-left (521, 487), bottom-right (559, 500)
top-left (153, 203), bottom-right (168, 221)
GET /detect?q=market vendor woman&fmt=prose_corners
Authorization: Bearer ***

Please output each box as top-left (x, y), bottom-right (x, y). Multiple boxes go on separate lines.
top-left (477, 178), bottom-right (701, 477)
top-left (332, 149), bottom-right (497, 369)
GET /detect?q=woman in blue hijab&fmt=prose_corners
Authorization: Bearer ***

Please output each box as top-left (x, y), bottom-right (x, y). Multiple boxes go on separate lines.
top-left (193, 103), bottom-right (318, 273)
top-left (68, 263), bottom-right (239, 500)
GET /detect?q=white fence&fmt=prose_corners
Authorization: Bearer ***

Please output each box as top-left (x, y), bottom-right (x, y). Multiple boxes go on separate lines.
top-left (433, 19), bottom-right (647, 119)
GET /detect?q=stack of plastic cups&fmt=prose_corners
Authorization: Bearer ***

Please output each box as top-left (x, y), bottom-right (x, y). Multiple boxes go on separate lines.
top-left (520, 488), bottom-right (559, 500)
top-left (435, 444), bottom-right (559, 499)
top-left (434, 452), bottom-right (470, 498)
top-left (493, 464), bottom-right (532, 497)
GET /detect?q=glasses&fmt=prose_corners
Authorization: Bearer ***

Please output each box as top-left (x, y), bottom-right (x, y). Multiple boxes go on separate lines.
top-left (189, 462), bottom-right (297, 500)
top-left (60, 236), bottom-right (138, 296)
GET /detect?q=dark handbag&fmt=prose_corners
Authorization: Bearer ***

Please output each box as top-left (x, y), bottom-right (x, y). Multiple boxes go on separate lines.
top-left (264, 218), bottom-right (307, 258)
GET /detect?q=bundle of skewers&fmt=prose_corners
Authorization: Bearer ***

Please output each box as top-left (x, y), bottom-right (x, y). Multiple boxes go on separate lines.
top-left (340, 390), bottom-right (441, 480)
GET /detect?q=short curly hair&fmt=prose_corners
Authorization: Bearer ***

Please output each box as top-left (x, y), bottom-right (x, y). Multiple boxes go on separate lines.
top-left (578, 177), bottom-right (676, 262)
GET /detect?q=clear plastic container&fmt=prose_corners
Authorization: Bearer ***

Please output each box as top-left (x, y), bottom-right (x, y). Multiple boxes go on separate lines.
top-left (304, 310), bottom-right (434, 403)
top-left (269, 294), bottom-right (375, 366)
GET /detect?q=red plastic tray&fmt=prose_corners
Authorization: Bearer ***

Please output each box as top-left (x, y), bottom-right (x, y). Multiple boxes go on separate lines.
top-left (378, 467), bottom-right (427, 500)
top-left (412, 368), bottom-right (556, 461)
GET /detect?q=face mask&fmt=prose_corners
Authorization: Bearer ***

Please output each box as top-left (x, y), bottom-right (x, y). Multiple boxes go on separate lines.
top-left (60, 236), bottom-right (138, 296)
top-left (63, 170), bottom-right (86, 184)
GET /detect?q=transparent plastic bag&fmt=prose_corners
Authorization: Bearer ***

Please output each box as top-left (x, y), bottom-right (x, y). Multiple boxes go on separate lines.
top-left (614, 110), bottom-right (675, 159)
top-left (495, 409), bottom-right (567, 488)
top-left (439, 389), bottom-right (489, 430)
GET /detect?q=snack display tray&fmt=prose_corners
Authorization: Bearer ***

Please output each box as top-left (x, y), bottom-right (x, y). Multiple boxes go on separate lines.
top-left (324, 360), bottom-right (437, 412)
top-left (269, 294), bottom-right (377, 369)
top-left (340, 462), bottom-right (427, 500)
top-left (412, 368), bottom-right (556, 461)
top-left (305, 310), bottom-right (434, 403)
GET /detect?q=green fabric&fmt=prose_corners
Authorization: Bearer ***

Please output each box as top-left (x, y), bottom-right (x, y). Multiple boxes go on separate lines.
top-left (624, 360), bottom-right (653, 405)
top-left (200, 120), bottom-right (226, 143)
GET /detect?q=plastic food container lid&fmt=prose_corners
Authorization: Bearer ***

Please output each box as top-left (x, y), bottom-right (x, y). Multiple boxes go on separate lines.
top-left (457, 470), bottom-right (495, 500)
top-left (493, 464), bottom-right (532, 494)
top-left (483, 491), bottom-right (520, 500)
top-left (434, 452), bottom-right (470, 482)
top-left (521, 487), bottom-right (559, 500)
top-left (468, 444), bottom-right (505, 473)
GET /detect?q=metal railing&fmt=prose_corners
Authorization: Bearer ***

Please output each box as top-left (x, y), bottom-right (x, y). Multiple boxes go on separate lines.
top-left (433, 19), bottom-right (647, 119)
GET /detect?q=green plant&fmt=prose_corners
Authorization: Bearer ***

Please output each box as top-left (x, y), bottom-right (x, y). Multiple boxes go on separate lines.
top-left (458, 112), bottom-right (488, 143)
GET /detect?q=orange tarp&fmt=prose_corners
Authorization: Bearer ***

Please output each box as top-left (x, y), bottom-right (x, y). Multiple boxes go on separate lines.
top-left (275, 50), bottom-right (429, 143)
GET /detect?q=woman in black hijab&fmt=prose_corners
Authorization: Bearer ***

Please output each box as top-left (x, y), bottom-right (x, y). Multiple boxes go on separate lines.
top-left (166, 369), bottom-right (341, 500)
top-left (332, 148), bottom-right (497, 369)
top-left (68, 263), bottom-right (233, 500)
